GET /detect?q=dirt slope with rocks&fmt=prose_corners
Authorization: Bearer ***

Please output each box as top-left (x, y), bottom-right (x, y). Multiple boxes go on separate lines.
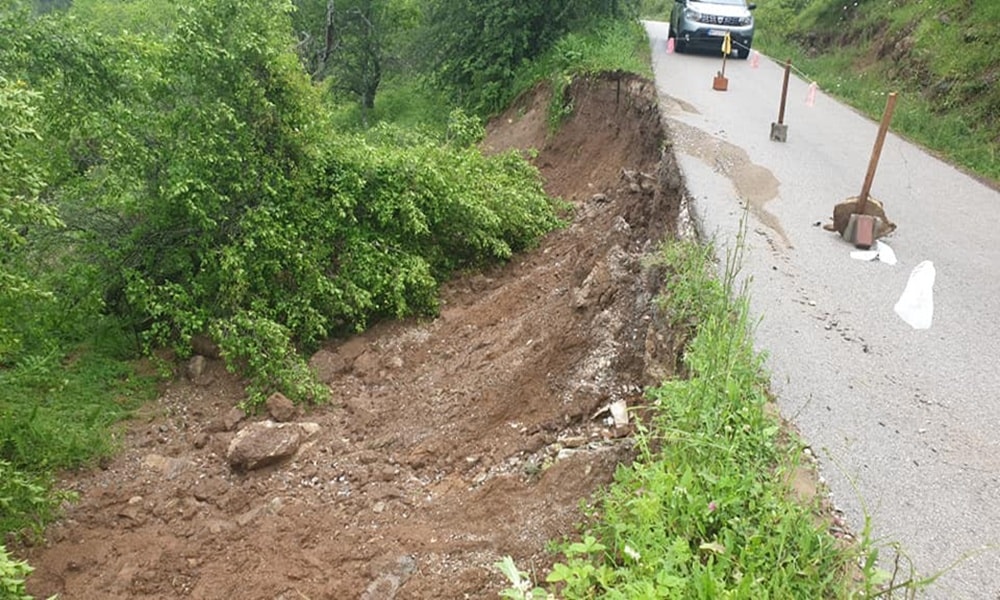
top-left (24, 73), bottom-right (686, 600)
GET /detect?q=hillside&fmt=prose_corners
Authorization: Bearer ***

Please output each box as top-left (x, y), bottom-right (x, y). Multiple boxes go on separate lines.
top-left (22, 73), bottom-right (680, 599)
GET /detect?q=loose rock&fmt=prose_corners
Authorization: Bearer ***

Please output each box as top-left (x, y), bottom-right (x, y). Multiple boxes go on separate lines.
top-left (227, 421), bottom-right (303, 471)
top-left (266, 392), bottom-right (297, 422)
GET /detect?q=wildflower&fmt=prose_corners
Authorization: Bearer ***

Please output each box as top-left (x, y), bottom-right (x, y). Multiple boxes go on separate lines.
top-left (624, 544), bottom-right (641, 561)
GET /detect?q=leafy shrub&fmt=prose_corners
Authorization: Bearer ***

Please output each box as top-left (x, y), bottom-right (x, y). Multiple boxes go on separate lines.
top-left (0, 73), bottom-right (63, 364)
top-left (0, 459), bottom-right (68, 541)
top-left (0, 543), bottom-right (33, 600)
top-left (0, 1), bottom-right (565, 410)
top-left (211, 314), bottom-right (330, 408)
top-left (445, 108), bottom-right (485, 147)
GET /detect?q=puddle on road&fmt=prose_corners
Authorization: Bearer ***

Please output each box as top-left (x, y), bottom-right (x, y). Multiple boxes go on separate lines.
top-left (666, 116), bottom-right (789, 248)
top-left (659, 93), bottom-right (700, 116)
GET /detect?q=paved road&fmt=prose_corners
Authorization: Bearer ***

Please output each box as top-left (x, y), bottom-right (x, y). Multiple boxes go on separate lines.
top-left (644, 20), bottom-right (1000, 599)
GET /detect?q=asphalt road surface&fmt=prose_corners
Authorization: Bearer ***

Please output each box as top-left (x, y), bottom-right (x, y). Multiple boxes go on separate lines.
top-left (645, 20), bottom-right (1000, 599)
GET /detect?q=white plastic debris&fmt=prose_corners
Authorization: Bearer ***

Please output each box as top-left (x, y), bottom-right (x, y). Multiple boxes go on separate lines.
top-left (876, 241), bottom-right (897, 265)
top-left (610, 399), bottom-right (629, 427)
top-left (894, 261), bottom-right (935, 329)
top-left (850, 240), bottom-right (897, 265)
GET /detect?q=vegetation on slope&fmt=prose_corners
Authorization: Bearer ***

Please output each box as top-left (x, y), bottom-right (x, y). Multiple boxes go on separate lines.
top-left (2, 0), bottom-right (599, 581)
top-left (2, 0), bottom-right (926, 596)
top-left (501, 235), bottom-right (925, 598)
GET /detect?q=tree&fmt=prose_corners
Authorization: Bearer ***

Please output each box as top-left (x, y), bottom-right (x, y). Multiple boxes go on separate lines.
top-left (293, 0), bottom-right (418, 124)
top-left (0, 0), bottom-right (562, 406)
top-left (0, 76), bottom-right (63, 360)
top-left (423, 0), bottom-right (639, 113)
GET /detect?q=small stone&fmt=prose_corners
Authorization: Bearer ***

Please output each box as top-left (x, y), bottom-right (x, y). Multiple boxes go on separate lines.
top-left (379, 466), bottom-right (397, 482)
top-left (192, 478), bottom-right (227, 503)
top-left (298, 422), bottom-right (322, 439)
top-left (266, 393), bottom-right (297, 423)
top-left (141, 454), bottom-right (191, 480)
top-left (185, 355), bottom-right (206, 381)
top-left (223, 407), bottom-right (245, 431)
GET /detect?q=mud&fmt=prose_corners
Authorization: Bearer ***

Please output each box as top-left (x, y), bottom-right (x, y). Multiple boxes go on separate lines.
top-left (24, 73), bottom-right (685, 600)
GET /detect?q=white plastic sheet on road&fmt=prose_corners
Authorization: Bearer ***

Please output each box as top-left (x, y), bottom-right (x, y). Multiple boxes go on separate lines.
top-left (894, 260), bottom-right (935, 329)
top-left (850, 240), bottom-right (897, 265)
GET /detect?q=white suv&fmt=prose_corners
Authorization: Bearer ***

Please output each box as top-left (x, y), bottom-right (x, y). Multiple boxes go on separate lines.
top-left (669, 0), bottom-right (756, 59)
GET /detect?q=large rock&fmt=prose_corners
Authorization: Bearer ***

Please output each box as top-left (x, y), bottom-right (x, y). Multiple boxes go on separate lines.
top-left (227, 421), bottom-right (319, 471)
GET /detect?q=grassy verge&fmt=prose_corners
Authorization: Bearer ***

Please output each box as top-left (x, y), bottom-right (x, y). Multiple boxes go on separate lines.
top-left (499, 237), bottom-right (924, 598)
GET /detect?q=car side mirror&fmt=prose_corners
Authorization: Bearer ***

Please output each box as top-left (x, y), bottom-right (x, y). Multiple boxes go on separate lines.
top-left (748, 3), bottom-right (757, 9)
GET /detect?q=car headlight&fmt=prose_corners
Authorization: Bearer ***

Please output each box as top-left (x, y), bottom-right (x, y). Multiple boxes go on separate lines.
top-left (684, 8), bottom-right (702, 22)
top-left (739, 15), bottom-right (753, 25)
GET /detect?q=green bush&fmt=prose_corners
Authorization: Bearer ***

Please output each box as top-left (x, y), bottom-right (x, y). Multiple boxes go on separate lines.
top-left (0, 0), bottom-right (565, 410)
top-left (0, 542), bottom-right (33, 600)
top-left (423, 0), bottom-right (640, 114)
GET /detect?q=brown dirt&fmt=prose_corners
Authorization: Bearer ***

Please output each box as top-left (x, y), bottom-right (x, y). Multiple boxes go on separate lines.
top-left (24, 73), bottom-right (684, 600)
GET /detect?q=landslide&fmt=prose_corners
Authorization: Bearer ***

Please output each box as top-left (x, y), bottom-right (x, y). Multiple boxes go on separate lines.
top-left (24, 72), bottom-right (686, 599)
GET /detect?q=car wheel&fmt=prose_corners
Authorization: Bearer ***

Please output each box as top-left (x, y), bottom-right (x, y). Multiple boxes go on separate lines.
top-left (675, 38), bottom-right (687, 53)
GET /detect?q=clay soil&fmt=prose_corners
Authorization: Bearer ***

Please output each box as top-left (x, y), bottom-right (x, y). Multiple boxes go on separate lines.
top-left (25, 73), bottom-right (685, 600)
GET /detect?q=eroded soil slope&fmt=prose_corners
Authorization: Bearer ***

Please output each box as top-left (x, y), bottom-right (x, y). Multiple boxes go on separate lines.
top-left (26, 73), bottom-right (682, 600)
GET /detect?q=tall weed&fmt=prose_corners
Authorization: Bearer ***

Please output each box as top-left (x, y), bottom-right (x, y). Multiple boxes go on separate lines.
top-left (505, 237), bottom-right (883, 598)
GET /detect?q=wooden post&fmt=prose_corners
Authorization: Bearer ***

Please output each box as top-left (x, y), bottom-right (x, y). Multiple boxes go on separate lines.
top-left (857, 92), bottom-right (898, 214)
top-left (770, 60), bottom-right (792, 141)
top-left (777, 59), bottom-right (791, 125)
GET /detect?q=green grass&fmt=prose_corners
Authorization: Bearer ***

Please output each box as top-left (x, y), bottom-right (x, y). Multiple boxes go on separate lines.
top-left (0, 346), bottom-right (156, 597)
top-left (499, 235), bottom-right (927, 598)
top-left (543, 239), bottom-right (856, 597)
top-left (0, 347), bottom-right (157, 539)
top-left (511, 18), bottom-right (653, 102)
